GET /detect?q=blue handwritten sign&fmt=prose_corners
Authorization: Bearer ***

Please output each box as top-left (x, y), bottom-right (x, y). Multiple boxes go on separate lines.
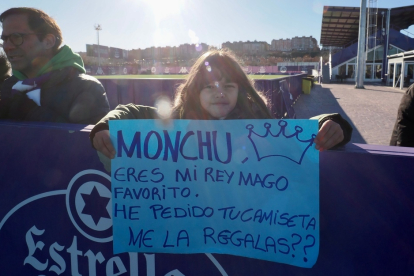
top-left (109, 119), bottom-right (319, 268)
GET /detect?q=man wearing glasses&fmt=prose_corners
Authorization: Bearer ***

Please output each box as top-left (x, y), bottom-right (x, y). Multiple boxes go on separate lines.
top-left (0, 7), bottom-right (109, 124)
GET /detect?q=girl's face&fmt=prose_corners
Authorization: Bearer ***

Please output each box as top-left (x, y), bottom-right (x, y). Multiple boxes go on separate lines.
top-left (199, 78), bottom-right (238, 119)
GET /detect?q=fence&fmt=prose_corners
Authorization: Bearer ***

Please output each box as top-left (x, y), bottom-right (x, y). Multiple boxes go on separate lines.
top-left (100, 74), bottom-right (306, 119)
top-left (86, 65), bottom-right (317, 76)
top-left (0, 121), bottom-right (414, 275)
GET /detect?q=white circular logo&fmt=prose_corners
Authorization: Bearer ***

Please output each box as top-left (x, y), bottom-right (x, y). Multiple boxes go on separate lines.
top-left (280, 66), bottom-right (287, 73)
top-left (66, 170), bottom-right (112, 243)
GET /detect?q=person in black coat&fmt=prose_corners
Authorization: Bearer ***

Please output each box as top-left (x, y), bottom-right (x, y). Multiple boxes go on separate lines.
top-left (0, 53), bottom-right (11, 88)
top-left (390, 83), bottom-right (414, 147)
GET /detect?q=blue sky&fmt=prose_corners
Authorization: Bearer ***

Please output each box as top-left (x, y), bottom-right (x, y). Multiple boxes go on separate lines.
top-left (1, 0), bottom-right (413, 52)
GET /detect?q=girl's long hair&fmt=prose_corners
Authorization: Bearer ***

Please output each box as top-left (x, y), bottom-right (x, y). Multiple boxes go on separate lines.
top-left (172, 49), bottom-right (272, 119)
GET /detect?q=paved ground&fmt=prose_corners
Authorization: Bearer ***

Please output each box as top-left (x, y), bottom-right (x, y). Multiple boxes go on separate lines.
top-left (294, 82), bottom-right (407, 145)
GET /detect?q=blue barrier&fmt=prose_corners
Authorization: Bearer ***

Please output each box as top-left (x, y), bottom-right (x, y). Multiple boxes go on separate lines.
top-left (1, 120), bottom-right (414, 275)
top-left (99, 78), bottom-right (182, 109)
top-left (99, 74), bottom-right (306, 119)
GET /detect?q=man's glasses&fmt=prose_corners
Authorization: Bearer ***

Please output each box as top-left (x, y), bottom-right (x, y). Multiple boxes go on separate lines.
top-left (1, 33), bottom-right (42, 46)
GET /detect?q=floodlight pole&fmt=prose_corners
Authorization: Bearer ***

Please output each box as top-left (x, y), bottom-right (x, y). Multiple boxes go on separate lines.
top-left (355, 0), bottom-right (367, 89)
top-left (94, 24), bottom-right (102, 67)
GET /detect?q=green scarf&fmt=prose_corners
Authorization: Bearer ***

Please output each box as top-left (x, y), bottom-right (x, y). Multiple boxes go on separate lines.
top-left (13, 45), bottom-right (86, 80)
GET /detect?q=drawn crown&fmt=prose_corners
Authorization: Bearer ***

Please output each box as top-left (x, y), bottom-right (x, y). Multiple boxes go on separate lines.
top-left (246, 120), bottom-right (316, 165)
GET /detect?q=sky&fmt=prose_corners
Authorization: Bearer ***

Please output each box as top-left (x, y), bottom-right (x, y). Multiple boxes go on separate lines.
top-left (1, 0), bottom-right (413, 52)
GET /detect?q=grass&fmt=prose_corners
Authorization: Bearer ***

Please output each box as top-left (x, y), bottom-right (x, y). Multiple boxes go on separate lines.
top-left (96, 74), bottom-right (289, 80)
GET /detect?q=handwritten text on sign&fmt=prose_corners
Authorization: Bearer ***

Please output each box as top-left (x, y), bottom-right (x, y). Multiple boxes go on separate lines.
top-left (110, 119), bottom-right (319, 268)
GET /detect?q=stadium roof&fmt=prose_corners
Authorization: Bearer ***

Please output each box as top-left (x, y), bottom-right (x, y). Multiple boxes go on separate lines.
top-left (320, 5), bottom-right (414, 47)
top-left (390, 5), bottom-right (414, 31)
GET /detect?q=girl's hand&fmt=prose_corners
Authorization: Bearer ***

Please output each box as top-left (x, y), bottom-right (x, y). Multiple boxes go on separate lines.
top-left (314, 120), bottom-right (344, 151)
top-left (93, 130), bottom-right (116, 159)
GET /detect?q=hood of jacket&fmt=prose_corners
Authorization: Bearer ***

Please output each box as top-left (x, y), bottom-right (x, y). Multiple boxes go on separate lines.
top-left (12, 45), bottom-right (86, 80)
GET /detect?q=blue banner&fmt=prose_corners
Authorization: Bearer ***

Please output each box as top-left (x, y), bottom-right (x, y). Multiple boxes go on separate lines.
top-left (110, 119), bottom-right (319, 268)
top-left (2, 121), bottom-right (414, 274)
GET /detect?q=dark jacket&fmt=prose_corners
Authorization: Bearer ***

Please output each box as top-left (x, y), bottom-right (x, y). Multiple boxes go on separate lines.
top-left (390, 84), bottom-right (414, 147)
top-left (0, 67), bottom-right (110, 124)
top-left (90, 103), bottom-right (353, 148)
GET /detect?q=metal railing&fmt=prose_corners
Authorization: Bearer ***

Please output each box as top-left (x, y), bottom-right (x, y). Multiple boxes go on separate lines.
top-left (100, 74), bottom-right (306, 119)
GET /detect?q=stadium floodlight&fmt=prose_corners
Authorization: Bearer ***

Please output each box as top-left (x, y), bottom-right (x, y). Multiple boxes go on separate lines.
top-left (94, 24), bottom-right (103, 74)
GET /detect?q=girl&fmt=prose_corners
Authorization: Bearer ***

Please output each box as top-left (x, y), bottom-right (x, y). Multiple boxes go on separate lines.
top-left (91, 49), bottom-right (352, 158)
